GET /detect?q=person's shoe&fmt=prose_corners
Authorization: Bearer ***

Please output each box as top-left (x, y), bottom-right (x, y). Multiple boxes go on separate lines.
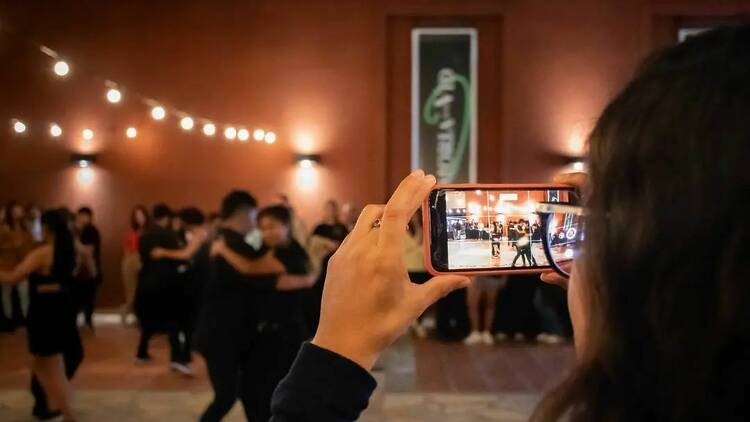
top-left (134, 355), bottom-right (153, 365)
top-left (494, 332), bottom-right (509, 342)
top-left (413, 323), bottom-right (428, 339)
top-left (481, 331), bottom-right (494, 345)
top-left (537, 333), bottom-right (566, 345)
top-left (33, 408), bottom-right (62, 421)
top-left (463, 331), bottom-right (483, 345)
top-left (170, 361), bottom-right (194, 377)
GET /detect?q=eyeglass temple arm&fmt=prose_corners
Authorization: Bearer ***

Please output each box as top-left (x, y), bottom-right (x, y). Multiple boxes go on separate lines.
top-left (535, 203), bottom-right (585, 216)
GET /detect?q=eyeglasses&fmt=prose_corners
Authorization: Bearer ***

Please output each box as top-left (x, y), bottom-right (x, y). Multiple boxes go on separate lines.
top-left (535, 203), bottom-right (585, 278)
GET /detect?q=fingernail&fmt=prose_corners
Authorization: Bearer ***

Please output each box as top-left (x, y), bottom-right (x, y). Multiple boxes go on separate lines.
top-left (411, 169), bottom-right (425, 177)
top-left (425, 174), bottom-right (437, 183)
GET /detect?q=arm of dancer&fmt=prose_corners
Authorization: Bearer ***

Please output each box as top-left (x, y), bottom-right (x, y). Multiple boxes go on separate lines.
top-left (151, 229), bottom-right (208, 261)
top-left (0, 245), bottom-right (49, 285)
top-left (211, 238), bottom-right (285, 275)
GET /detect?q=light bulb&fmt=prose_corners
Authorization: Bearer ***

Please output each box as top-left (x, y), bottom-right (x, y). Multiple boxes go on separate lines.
top-left (237, 128), bottom-right (249, 142)
top-left (151, 106), bottom-right (166, 120)
top-left (12, 120), bottom-right (26, 134)
top-left (180, 116), bottom-right (194, 130)
top-left (264, 131), bottom-right (276, 144)
top-left (53, 61), bottom-right (70, 77)
top-left (82, 129), bottom-right (94, 140)
top-left (224, 126), bottom-right (237, 140)
top-left (126, 127), bottom-right (137, 139)
top-left (106, 88), bottom-right (122, 103)
top-left (203, 123), bottom-right (216, 136)
top-left (253, 129), bottom-right (265, 141)
top-left (50, 123), bottom-right (62, 137)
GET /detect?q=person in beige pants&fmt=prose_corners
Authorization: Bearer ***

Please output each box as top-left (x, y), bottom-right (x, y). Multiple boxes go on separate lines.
top-left (121, 206), bottom-right (149, 324)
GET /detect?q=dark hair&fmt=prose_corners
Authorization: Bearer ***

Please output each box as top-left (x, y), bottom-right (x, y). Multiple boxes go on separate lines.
top-left (40, 209), bottom-right (75, 283)
top-left (178, 207), bottom-right (206, 226)
top-left (130, 205), bottom-right (150, 231)
top-left (533, 26), bottom-right (750, 421)
top-left (220, 190), bottom-right (257, 220)
top-left (77, 206), bottom-right (93, 217)
top-left (258, 205), bottom-right (292, 226)
top-left (152, 203), bottom-right (173, 221)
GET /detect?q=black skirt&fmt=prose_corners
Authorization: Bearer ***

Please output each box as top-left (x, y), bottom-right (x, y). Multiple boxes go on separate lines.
top-left (27, 291), bottom-right (79, 357)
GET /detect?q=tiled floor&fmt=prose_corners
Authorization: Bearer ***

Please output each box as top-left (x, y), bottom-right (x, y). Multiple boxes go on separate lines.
top-left (0, 324), bottom-right (574, 421)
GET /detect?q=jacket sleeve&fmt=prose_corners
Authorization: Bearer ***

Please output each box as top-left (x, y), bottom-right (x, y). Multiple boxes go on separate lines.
top-left (270, 342), bottom-right (377, 422)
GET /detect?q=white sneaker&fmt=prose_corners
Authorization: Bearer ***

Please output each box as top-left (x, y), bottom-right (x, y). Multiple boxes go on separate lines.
top-left (481, 331), bottom-right (494, 345)
top-left (537, 333), bottom-right (566, 345)
top-left (494, 332), bottom-right (509, 342)
top-left (170, 362), bottom-right (194, 377)
top-left (413, 323), bottom-right (428, 339)
top-left (463, 331), bottom-right (483, 345)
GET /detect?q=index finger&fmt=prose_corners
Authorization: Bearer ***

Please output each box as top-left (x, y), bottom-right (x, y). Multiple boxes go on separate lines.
top-left (378, 170), bottom-right (435, 248)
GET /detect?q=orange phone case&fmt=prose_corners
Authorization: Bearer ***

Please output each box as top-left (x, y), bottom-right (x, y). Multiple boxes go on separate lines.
top-left (421, 183), bottom-right (574, 277)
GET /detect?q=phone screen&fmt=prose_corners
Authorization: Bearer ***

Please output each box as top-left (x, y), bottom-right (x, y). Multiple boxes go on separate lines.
top-left (427, 187), bottom-right (575, 272)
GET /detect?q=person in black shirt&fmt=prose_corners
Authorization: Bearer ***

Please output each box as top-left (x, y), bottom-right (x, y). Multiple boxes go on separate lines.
top-left (148, 206), bottom-right (209, 375)
top-left (306, 200), bottom-right (349, 333)
top-left (73, 207), bottom-right (101, 331)
top-left (213, 205), bottom-right (318, 422)
top-left (196, 191), bottom-right (317, 422)
top-left (194, 191), bottom-right (281, 422)
top-left (134, 204), bottom-right (205, 367)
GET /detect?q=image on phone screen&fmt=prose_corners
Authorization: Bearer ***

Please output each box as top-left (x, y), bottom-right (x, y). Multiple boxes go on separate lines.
top-left (428, 188), bottom-right (576, 272)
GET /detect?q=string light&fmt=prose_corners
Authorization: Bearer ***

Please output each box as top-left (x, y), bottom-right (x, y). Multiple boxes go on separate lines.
top-left (106, 88), bottom-right (122, 104)
top-left (53, 60), bottom-right (69, 77)
top-left (49, 123), bottom-right (62, 137)
top-left (10, 39), bottom-right (279, 147)
top-left (12, 120), bottom-right (26, 134)
top-left (151, 106), bottom-right (166, 120)
top-left (180, 116), bottom-right (194, 131)
top-left (224, 126), bottom-right (237, 140)
top-left (237, 128), bottom-right (249, 142)
top-left (202, 123), bottom-right (216, 136)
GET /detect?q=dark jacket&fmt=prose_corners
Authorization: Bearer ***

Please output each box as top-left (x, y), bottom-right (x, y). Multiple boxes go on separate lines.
top-left (270, 342), bottom-right (376, 421)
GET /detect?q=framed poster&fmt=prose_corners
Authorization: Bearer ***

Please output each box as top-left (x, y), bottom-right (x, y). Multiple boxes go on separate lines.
top-left (411, 28), bottom-right (478, 183)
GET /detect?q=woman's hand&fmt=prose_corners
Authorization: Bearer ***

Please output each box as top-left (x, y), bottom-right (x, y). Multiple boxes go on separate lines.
top-left (540, 172), bottom-right (587, 289)
top-left (312, 170), bottom-right (470, 371)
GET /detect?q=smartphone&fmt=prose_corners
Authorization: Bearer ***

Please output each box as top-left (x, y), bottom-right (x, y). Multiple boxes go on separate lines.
top-left (422, 184), bottom-right (578, 276)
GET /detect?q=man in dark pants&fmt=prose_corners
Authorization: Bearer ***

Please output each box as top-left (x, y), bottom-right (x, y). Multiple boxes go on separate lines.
top-left (194, 190), bottom-right (280, 422)
top-left (74, 207), bottom-right (102, 330)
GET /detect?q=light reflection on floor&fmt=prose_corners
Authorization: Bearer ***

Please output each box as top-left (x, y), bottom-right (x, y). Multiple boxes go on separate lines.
top-left (447, 240), bottom-right (548, 270)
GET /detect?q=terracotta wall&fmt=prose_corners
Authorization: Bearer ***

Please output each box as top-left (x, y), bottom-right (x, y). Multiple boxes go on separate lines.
top-left (0, 0), bottom-right (747, 306)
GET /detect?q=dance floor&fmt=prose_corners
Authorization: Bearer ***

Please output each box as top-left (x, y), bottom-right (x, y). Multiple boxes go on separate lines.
top-left (0, 321), bottom-right (574, 421)
top-left (447, 240), bottom-right (548, 269)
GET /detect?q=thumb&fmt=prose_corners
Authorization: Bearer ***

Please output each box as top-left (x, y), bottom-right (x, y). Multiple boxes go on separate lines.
top-left (417, 275), bottom-right (471, 309)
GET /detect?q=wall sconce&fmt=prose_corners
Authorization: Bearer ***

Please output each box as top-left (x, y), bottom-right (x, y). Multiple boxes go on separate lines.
top-left (71, 153), bottom-right (97, 168)
top-left (294, 153), bottom-right (322, 168)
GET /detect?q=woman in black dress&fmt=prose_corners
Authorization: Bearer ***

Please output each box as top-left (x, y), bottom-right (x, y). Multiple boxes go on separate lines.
top-left (0, 209), bottom-right (79, 421)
